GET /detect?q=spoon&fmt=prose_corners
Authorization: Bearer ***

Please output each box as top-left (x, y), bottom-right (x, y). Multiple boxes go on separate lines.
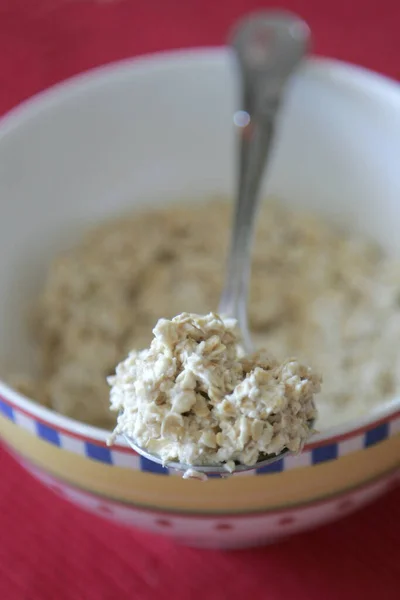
top-left (124, 11), bottom-right (312, 476)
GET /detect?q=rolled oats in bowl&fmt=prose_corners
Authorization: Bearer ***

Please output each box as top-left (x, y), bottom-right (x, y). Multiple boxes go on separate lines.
top-left (108, 312), bottom-right (320, 470)
top-left (9, 198), bottom-right (400, 433)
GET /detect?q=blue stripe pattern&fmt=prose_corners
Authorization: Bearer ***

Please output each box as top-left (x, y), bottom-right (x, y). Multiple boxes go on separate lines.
top-left (0, 394), bottom-right (396, 473)
top-left (256, 458), bottom-right (284, 474)
top-left (36, 422), bottom-right (61, 446)
top-left (0, 398), bottom-right (15, 421)
top-left (312, 443), bottom-right (338, 464)
top-left (140, 456), bottom-right (169, 475)
top-left (85, 443), bottom-right (113, 464)
top-left (365, 423), bottom-right (389, 447)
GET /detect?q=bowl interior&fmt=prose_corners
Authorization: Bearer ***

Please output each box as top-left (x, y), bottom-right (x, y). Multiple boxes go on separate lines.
top-left (1, 49), bottom-right (400, 424)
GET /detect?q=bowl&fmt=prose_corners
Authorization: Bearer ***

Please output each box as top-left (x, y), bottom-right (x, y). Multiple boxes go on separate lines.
top-left (0, 48), bottom-right (399, 549)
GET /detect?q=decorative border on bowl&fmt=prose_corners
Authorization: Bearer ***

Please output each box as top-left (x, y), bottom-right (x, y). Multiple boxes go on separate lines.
top-left (1, 392), bottom-right (399, 475)
top-left (17, 453), bottom-right (400, 547)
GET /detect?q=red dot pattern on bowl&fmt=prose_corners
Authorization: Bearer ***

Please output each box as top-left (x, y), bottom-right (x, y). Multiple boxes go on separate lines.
top-left (337, 499), bottom-right (355, 512)
top-left (97, 504), bottom-right (113, 514)
top-left (155, 519), bottom-right (173, 527)
top-left (278, 516), bottom-right (295, 526)
top-left (214, 523), bottom-right (233, 531)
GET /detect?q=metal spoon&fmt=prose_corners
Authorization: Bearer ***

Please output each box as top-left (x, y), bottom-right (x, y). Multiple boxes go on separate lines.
top-left (124, 11), bottom-right (311, 476)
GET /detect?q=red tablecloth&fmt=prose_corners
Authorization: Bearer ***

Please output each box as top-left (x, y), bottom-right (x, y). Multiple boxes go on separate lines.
top-left (1, 2), bottom-right (400, 599)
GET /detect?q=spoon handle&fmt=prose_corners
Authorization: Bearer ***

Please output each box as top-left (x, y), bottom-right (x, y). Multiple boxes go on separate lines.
top-left (218, 11), bottom-right (310, 351)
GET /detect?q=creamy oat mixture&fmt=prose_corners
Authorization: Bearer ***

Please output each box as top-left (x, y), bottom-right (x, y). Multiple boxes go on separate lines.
top-left (109, 313), bottom-right (319, 468)
top-left (9, 198), bottom-right (400, 430)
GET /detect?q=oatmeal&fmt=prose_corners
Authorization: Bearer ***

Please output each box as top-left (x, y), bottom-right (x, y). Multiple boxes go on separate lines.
top-left (109, 312), bottom-right (319, 468)
top-left (10, 198), bottom-right (400, 430)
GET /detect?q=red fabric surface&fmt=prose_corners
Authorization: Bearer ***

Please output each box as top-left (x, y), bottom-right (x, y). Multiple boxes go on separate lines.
top-left (1, 1), bottom-right (400, 599)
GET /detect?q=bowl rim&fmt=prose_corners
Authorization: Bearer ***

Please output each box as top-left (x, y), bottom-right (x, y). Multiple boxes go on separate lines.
top-left (1, 47), bottom-right (400, 448)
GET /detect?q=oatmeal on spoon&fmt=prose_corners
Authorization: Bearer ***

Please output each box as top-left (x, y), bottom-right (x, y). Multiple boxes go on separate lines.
top-left (107, 13), bottom-right (319, 478)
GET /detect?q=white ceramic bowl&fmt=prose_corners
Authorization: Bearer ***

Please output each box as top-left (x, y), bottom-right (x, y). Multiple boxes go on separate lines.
top-left (0, 49), bottom-right (399, 549)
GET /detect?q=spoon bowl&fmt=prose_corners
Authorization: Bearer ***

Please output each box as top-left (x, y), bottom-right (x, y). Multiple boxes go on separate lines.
top-left (123, 432), bottom-right (319, 476)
